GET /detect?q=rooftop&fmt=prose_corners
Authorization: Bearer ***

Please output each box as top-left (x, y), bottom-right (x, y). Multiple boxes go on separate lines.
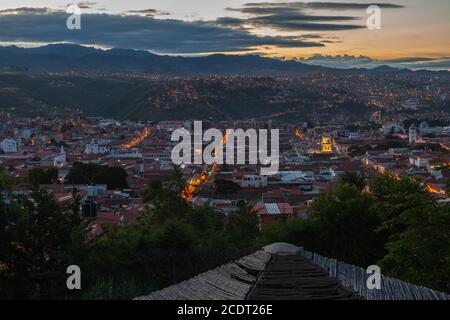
top-left (135, 243), bottom-right (449, 301)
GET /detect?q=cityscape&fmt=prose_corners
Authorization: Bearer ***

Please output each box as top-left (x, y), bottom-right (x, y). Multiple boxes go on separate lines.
top-left (0, 0), bottom-right (449, 306)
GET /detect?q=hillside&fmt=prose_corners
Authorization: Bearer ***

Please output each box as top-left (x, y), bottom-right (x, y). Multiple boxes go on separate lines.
top-left (0, 72), bottom-right (376, 121)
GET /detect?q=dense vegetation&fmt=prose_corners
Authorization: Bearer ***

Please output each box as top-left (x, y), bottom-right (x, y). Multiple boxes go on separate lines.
top-left (28, 167), bottom-right (59, 188)
top-left (214, 179), bottom-right (242, 194)
top-left (0, 187), bottom-right (84, 299)
top-left (261, 172), bottom-right (450, 292)
top-left (65, 162), bottom-right (128, 190)
top-left (1, 167), bottom-right (449, 299)
top-left (0, 167), bottom-right (258, 299)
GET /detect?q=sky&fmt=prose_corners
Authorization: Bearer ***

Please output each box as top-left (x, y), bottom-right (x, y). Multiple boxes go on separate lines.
top-left (0, 1), bottom-right (449, 69)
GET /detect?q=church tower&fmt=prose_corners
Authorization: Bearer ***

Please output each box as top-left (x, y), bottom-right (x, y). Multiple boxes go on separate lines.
top-left (54, 145), bottom-right (67, 168)
top-left (409, 125), bottom-right (417, 144)
top-left (321, 136), bottom-right (333, 153)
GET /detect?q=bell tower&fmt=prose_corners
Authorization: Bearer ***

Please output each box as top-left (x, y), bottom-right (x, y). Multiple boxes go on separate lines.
top-left (321, 136), bottom-right (332, 153)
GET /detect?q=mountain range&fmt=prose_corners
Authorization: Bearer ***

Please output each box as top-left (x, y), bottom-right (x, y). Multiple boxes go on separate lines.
top-left (0, 44), bottom-right (405, 75)
top-left (0, 44), bottom-right (442, 121)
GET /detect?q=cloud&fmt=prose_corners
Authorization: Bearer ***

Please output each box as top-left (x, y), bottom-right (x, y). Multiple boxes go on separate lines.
top-left (247, 18), bottom-right (363, 31)
top-left (125, 8), bottom-right (171, 17)
top-left (381, 57), bottom-right (436, 63)
top-left (0, 7), bottom-right (60, 15)
top-left (320, 40), bottom-right (342, 43)
top-left (298, 54), bottom-right (450, 70)
top-left (222, 2), bottom-right (403, 32)
top-left (0, 10), bottom-right (323, 54)
top-left (217, 15), bottom-right (363, 32)
top-left (0, 2), bottom-right (405, 55)
top-left (241, 2), bottom-right (403, 11)
top-left (77, 2), bottom-right (97, 9)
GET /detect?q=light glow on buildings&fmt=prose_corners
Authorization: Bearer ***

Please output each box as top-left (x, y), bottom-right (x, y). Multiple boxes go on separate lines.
top-left (122, 128), bottom-right (151, 150)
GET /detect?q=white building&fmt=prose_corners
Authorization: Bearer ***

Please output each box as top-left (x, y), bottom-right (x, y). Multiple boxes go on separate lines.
top-left (110, 148), bottom-right (142, 159)
top-left (418, 121), bottom-right (443, 135)
top-left (54, 146), bottom-right (67, 168)
top-left (1, 138), bottom-right (19, 153)
top-left (241, 175), bottom-right (268, 188)
top-left (85, 143), bottom-right (110, 155)
top-left (404, 98), bottom-right (419, 110)
top-left (156, 121), bottom-right (186, 131)
top-left (21, 128), bottom-right (32, 140)
top-left (409, 154), bottom-right (432, 169)
top-left (99, 119), bottom-right (117, 127)
top-left (409, 125), bottom-right (417, 144)
top-left (348, 132), bottom-right (359, 140)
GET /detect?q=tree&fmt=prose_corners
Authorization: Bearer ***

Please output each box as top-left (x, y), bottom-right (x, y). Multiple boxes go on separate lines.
top-left (65, 162), bottom-right (128, 190)
top-left (377, 205), bottom-right (450, 292)
top-left (0, 166), bottom-right (14, 192)
top-left (339, 171), bottom-right (366, 191)
top-left (260, 173), bottom-right (450, 293)
top-left (370, 173), bottom-right (434, 237)
top-left (226, 205), bottom-right (259, 250)
top-left (348, 145), bottom-right (369, 157)
top-left (65, 162), bottom-right (99, 185)
top-left (261, 183), bottom-right (385, 267)
top-left (69, 188), bottom-right (82, 219)
top-left (306, 184), bottom-right (385, 266)
top-left (141, 166), bottom-right (190, 223)
top-left (79, 173), bottom-right (259, 299)
top-left (28, 167), bottom-right (58, 188)
top-left (155, 219), bottom-right (197, 283)
top-left (93, 166), bottom-right (128, 190)
top-left (260, 216), bottom-right (309, 247)
top-left (0, 190), bottom-right (86, 299)
top-left (445, 179), bottom-right (450, 195)
top-left (142, 180), bottom-right (164, 204)
top-left (370, 174), bottom-right (450, 292)
top-left (214, 179), bottom-right (241, 194)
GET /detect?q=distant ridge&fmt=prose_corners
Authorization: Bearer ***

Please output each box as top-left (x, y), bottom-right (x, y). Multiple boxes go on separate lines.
top-left (3, 44), bottom-right (446, 76)
top-left (0, 43), bottom-right (369, 75)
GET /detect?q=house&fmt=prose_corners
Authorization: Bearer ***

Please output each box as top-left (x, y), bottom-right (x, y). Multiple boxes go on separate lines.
top-left (240, 174), bottom-right (268, 188)
top-left (85, 143), bottom-right (110, 155)
top-left (252, 202), bottom-right (293, 230)
top-left (409, 153), bottom-right (434, 169)
top-left (156, 120), bottom-right (187, 131)
top-left (1, 138), bottom-right (19, 153)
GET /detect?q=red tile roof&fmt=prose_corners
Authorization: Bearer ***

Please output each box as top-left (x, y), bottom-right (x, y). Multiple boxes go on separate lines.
top-left (253, 202), bottom-right (293, 215)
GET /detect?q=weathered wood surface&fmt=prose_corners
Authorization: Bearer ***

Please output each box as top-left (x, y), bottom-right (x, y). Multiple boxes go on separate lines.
top-left (135, 250), bottom-right (270, 300)
top-left (247, 254), bottom-right (361, 300)
top-left (136, 246), bottom-right (449, 300)
top-left (297, 247), bottom-right (449, 300)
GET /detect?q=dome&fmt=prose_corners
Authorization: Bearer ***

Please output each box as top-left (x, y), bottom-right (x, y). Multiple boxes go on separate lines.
top-left (420, 121), bottom-right (429, 129)
top-left (263, 242), bottom-right (300, 254)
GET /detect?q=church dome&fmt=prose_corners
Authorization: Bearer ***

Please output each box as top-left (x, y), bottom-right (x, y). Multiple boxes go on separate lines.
top-left (419, 121), bottom-right (429, 129)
